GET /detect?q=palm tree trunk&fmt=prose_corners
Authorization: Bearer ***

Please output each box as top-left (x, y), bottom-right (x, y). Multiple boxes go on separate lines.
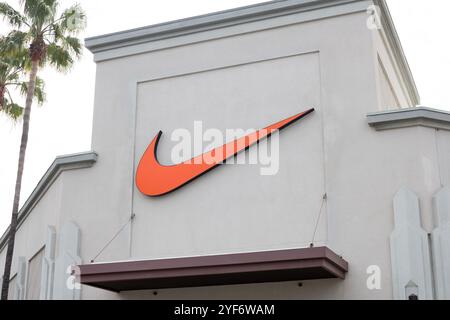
top-left (1, 59), bottom-right (39, 300)
top-left (0, 85), bottom-right (5, 111)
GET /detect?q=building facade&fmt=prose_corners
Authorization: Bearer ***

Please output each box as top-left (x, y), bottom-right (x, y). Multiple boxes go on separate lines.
top-left (1, 0), bottom-right (450, 300)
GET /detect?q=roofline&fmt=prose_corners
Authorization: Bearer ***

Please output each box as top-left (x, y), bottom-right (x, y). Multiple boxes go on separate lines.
top-left (84, 0), bottom-right (419, 105)
top-left (374, 0), bottom-right (420, 105)
top-left (0, 152), bottom-right (98, 252)
top-left (85, 0), bottom-right (360, 53)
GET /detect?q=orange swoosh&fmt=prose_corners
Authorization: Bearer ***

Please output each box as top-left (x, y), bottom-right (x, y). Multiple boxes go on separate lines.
top-left (136, 108), bottom-right (315, 197)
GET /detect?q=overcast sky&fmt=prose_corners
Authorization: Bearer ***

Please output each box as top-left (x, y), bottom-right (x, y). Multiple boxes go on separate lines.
top-left (1, 0), bottom-right (449, 235)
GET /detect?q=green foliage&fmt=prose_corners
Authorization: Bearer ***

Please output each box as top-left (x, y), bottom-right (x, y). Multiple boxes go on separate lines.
top-left (47, 43), bottom-right (73, 71)
top-left (0, 0), bottom-right (85, 120)
top-left (0, 3), bottom-right (28, 27)
top-left (1, 96), bottom-right (24, 120)
top-left (20, 76), bottom-right (45, 104)
top-left (0, 37), bottom-right (46, 121)
top-left (0, 0), bottom-right (86, 70)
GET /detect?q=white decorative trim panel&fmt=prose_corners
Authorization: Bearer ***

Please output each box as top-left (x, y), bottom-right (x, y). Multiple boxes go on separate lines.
top-left (53, 222), bottom-right (82, 300)
top-left (390, 187), bottom-right (434, 300)
top-left (432, 187), bottom-right (450, 299)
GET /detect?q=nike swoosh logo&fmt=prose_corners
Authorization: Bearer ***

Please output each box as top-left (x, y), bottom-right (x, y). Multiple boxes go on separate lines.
top-left (136, 108), bottom-right (315, 197)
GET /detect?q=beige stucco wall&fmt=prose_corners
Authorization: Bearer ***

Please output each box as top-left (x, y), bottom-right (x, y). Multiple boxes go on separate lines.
top-left (0, 178), bottom-right (63, 281)
top-left (80, 10), bottom-right (434, 299)
top-left (1, 3), bottom-right (447, 300)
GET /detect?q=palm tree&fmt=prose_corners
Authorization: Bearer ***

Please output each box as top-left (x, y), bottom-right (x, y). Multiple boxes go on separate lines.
top-left (1, 37), bottom-right (45, 120)
top-left (0, 59), bottom-right (24, 120)
top-left (0, 0), bottom-right (86, 300)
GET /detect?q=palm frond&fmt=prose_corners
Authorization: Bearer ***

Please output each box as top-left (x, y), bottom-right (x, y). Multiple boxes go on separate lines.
top-left (20, 76), bottom-right (46, 105)
top-left (1, 97), bottom-right (24, 121)
top-left (0, 33), bottom-right (32, 70)
top-left (0, 58), bottom-right (13, 83)
top-left (0, 44), bottom-right (26, 84)
top-left (46, 43), bottom-right (73, 71)
top-left (22, 0), bottom-right (57, 19)
top-left (33, 77), bottom-right (45, 104)
top-left (59, 35), bottom-right (82, 58)
top-left (4, 72), bottom-right (20, 84)
top-left (1, 31), bottom-right (29, 53)
top-left (23, 0), bottom-right (57, 31)
top-left (0, 2), bottom-right (27, 27)
top-left (6, 103), bottom-right (24, 120)
top-left (58, 3), bottom-right (86, 34)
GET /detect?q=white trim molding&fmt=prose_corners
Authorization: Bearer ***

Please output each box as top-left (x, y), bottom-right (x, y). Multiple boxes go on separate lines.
top-left (390, 187), bottom-right (434, 300)
top-left (367, 107), bottom-right (450, 131)
top-left (39, 226), bottom-right (57, 300)
top-left (85, 0), bottom-right (365, 55)
top-left (373, 0), bottom-right (419, 105)
top-left (14, 257), bottom-right (27, 300)
top-left (0, 152), bottom-right (97, 252)
top-left (53, 222), bottom-right (82, 300)
top-left (83, 0), bottom-right (419, 104)
top-left (431, 186), bottom-right (450, 299)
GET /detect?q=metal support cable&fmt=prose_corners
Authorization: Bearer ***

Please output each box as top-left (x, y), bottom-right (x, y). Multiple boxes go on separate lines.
top-left (91, 213), bottom-right (135, 263)
top-left (310, 193), bottom-right (327, 248)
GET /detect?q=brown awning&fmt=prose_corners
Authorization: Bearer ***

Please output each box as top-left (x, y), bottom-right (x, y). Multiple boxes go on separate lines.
top-left (79, 246), bottom-right (348, 292)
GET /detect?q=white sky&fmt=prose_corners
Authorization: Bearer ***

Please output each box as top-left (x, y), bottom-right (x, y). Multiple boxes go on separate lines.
top-left (0, 0), bottom-right (449, 235)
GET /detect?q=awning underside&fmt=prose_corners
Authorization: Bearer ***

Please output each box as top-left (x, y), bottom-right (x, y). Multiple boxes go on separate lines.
top-left (79, 246), bottom-right (348, 292)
